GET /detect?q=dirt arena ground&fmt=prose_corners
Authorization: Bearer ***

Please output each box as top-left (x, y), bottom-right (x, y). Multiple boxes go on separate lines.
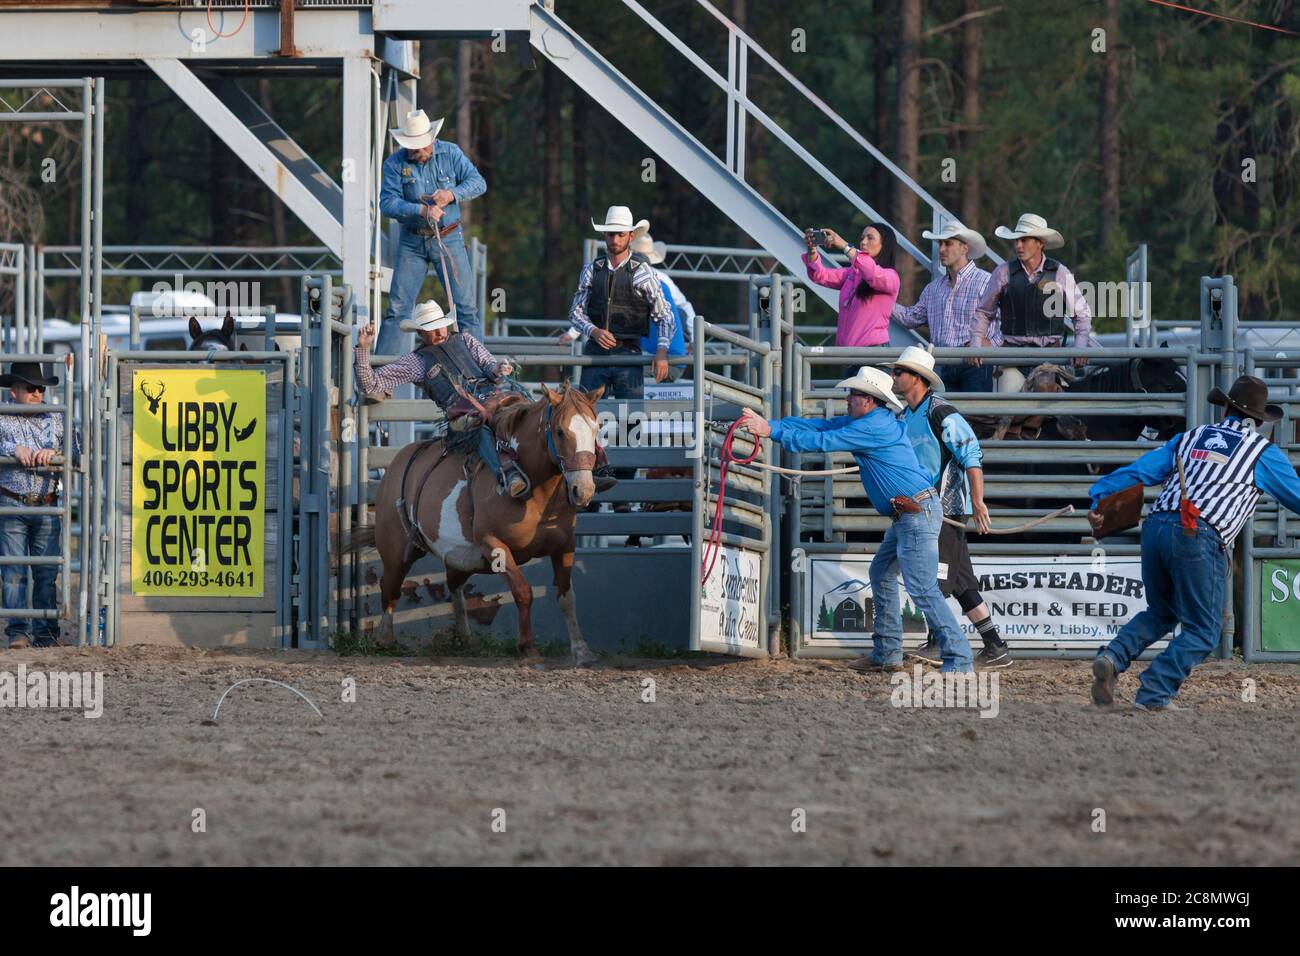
top-left (1, 645), bottom-right (1296, 866)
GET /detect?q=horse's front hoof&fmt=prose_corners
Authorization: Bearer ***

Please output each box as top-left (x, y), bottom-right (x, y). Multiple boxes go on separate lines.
top-left (573, 651), bottom-right (599, 669)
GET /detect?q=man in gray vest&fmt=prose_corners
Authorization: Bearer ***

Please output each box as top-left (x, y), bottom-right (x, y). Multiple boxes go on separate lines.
top-left (355, 301), bottom-right (529, 497)
top-left (569, 206), bottom-right (673, 397)
top-left (1087, 375), bottom-right (1300, 710)
top-left (971, 213), bottom-right (1094, 378)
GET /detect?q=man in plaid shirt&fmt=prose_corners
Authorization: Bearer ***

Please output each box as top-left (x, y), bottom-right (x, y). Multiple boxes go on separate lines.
top-left (891, 221), bottom-right (994, 392)
top-left (0, 361), bottom-right (77, 648)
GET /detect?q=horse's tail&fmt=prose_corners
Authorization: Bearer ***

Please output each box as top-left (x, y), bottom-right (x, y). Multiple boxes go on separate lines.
top-left (341, 526), bottom-right (377, 554)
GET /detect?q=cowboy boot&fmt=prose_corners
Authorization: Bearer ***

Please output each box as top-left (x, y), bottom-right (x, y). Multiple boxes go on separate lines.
top-left (594, 474), bottom-right (618, 494)
top-left (498, 464), bottom-right (529, 499)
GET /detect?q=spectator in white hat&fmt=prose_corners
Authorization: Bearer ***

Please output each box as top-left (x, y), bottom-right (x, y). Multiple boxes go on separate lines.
top-left (630, 234), bottom-right (694, 381)
top-left (377, 108), bottom-right (487, 356)
top-left (971, 213), bottom-right (1093, 371)
top-left (891, 220), bottom-right (995, 392)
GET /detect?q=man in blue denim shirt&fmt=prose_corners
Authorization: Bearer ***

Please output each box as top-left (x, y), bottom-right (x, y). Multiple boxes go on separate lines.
top-left (377, 109), bottom-right (487, 354)
top-left (0, 361), bottom-right (78, 649)
top-left (739, 366), bottom-right (974, 673)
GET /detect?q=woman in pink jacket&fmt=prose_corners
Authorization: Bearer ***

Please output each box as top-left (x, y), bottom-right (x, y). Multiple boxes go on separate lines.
top-left (803, 222), bottom-right (900, 365)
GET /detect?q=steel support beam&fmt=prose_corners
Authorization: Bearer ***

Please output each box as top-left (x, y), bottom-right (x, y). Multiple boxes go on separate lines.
top-left (528, 4), bottom-right (839, 319)
top-left (0, 9), bottom-right (378, 61)
top-left (146, 57), bottom-right (344, 256)
top-left (341, 55), bottom-right (373, 320)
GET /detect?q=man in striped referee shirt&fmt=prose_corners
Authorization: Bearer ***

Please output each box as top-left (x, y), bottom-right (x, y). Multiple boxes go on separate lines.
top-left (1086, 375), bottom-right (1300, 710)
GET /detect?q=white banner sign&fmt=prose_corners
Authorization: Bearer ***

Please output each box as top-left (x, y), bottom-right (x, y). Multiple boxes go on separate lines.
top-left (803, 552), bottom-right (1156, 650)
top-left (700, 545), bottom-right (763, 650)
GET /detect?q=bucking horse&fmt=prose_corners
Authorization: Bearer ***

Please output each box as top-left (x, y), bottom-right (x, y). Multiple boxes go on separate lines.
top-left (987, 355), bottom-right (1185, 450)
top-left (348, 383), bottom-right (604, 664)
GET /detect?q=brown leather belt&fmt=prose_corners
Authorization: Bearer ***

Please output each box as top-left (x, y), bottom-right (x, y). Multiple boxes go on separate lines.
top-left (890, 487), bottom-right (935, 520)
top-left (414, 220), bottom-right (462, 238)
top-left (0, 487), bottom-right (58, 507)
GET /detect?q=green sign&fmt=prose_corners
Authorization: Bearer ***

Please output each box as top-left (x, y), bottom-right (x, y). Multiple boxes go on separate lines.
top-left (1260, 559), bottom-right (1300, 652)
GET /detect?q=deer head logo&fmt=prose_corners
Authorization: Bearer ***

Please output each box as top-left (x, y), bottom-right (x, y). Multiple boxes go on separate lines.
top-left (140, 379), bottom-right (166, 415)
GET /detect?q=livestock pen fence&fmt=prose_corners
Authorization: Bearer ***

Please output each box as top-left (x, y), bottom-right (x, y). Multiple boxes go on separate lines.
top-left (10, 253), bottom-right (1300, 663)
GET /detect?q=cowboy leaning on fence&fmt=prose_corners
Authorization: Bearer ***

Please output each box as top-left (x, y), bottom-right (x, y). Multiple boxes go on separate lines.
top-left (0, 361), bottom-right (80, 650)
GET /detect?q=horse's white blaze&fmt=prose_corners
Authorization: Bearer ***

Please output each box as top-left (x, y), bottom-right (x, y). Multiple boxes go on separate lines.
top-left (567, 411), bottom-right (596, 454)
top-left (434, 480), bottom-right (482, 570)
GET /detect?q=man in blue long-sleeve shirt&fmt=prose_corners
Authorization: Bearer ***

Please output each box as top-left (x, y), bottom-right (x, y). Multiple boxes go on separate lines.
top-left (888, 346), bottom-right (1011, 670)
top-left (377, 109), bottom-right (487, 354)
top-left (1087, 374), bottom-right (1300, 710)
top-left (740, 366), bottom-right (974, 672)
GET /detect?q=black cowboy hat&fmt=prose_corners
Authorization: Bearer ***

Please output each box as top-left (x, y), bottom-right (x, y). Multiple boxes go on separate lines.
top-left (0, 362), bottom-right (59, 390)
top-left (1208, 374), bottom-right (1282, 423)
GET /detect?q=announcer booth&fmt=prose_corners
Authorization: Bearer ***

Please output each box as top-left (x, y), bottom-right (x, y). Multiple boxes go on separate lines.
top-left (104, 349), bottom-right (294, 648)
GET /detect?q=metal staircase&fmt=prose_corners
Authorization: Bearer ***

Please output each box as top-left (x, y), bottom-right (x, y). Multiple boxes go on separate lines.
top-left (530, 0), bottom-right (1001, 343)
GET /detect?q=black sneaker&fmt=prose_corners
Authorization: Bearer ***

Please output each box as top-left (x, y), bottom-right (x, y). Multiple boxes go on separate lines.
top-left (974, 643), bottom-right (1013, 670)
top-left (1091, 655), bottom-right (1118, 707)
top-left (905, 638), bottom-right (943, 666)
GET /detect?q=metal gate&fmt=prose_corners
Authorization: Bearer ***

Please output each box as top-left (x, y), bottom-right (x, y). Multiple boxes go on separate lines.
top-left (690, 313), bottom-right (779, 657)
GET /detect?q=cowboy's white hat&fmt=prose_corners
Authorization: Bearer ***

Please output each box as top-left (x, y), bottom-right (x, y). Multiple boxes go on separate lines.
top-left (885, 345), bottom-right (944, 390)
top-left (399, 300), bottom-right (455, 333)
top-left (835, 365), bottom-right (905, 413)
top-left (921, 219), bottom-right (987, 260)
top-left (592, 205), bottom-right (649, 240)
top-left (994, 213), bottom-right (1064, 250)
top-left (390, 109), bottom-right (444, 150)
top-left (630, 234), bottom-right (667, 265)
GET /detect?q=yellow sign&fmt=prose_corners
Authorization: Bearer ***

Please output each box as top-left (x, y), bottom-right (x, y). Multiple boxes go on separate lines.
top-left (131, 368), bottom-right (266, 596)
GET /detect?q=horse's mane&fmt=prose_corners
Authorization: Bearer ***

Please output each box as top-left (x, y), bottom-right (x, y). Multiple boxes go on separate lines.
top-left (491, 383), bottom-right (595, 439)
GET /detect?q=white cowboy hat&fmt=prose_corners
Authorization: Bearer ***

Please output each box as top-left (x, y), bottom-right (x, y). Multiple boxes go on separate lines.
top-left (591, 205), bottom-right (649, 240)
top-left (835, 365), bottom-right (905, 413)
top-left (390, 109), bottom-right (444, 150)
top-left (630, 234), bottom-right (667, 265)
top-left (921, 219), bottom-right (987, 260)
top-left (994, 213), bottom-right (1064, 250)
top-left (399, 300), bottom-right (455, 333)
top-left (884, 345), bottom-right (944, 390)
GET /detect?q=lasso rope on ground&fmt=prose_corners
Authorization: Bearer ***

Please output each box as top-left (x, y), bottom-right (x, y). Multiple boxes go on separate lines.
top-left (701, 420), bottom-right (1077, 581)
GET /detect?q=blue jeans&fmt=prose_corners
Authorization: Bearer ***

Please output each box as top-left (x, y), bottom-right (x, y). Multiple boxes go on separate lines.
top-left (869, 495), bottom-right (973, 671)
top-left (377, 230), bottom-right (479, 355)
top-left (0, 513), bottom-right (61, 642)
top-left (939, 361), bottom-right (994, 392)
top-left (477, 427), bottom-right (503, 479)
top-left (578, 339), bottom-right (644, 398)
top-left (1097, 511), bottom-right (1227, 708)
